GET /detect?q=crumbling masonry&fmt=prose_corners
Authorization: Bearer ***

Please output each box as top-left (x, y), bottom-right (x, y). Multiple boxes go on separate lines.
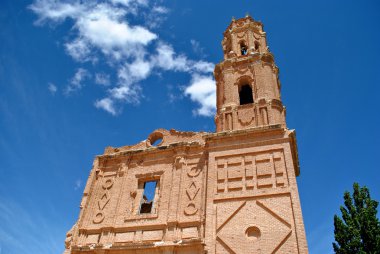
top-left (64, 15), bottom-right (309, 254)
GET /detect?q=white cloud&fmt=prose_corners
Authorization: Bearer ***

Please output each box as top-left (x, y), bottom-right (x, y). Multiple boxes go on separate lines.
top-left (192, 60), bottom-right (214, 73)
top-left (29, 0), bottom-right (84, 24)
top-left (136, 0), bottom-right (148, 6)
top-left (95, 73), bottom-right (111, 86)
top-left (48, 83), bottom-right (57, 95)
top-left (65, 68), bottom-right (90, 94)
top-left (153, 42), bottom-right (190, 72)
top-left (152, 6), bottom-right (169, 14)
top-left (185, 74), bottom-right (216, 117)
top-left (30, 0), bottom-right (216, 117)
top-left (110, 0), bottom-right (133, 6)
top-left (65, 39), bottom-right (92, 62)
top-left (144, 5), bottom-right (169, 29)
top-left (120, 59), bottom-right (152, 83)
top-left (76, 7), bottom-right (157, 51)
top-left (111, 0), bottom-right (148, 8)
top-left (95, 98), bottom-right (117, 115)
top-left (152, 42), bottom-right (214, 74)
top-left (109, 84), bottom-right (141, 104)
top-left (30, 1), bottom-right (157, 59)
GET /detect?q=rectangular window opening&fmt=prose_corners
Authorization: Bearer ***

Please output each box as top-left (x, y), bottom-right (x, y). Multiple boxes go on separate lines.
top-left (139, 180), bottom-right (158, 214)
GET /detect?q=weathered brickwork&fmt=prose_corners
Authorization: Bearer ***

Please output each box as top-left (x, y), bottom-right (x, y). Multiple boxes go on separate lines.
top-left (64, 15), bottom-right (309, 254)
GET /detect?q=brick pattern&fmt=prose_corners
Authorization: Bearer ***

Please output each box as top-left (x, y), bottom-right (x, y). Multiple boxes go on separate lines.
top-left (216, 150), bottom-right (288, 193)
top-left (64, 16), bottom-right (309, 254)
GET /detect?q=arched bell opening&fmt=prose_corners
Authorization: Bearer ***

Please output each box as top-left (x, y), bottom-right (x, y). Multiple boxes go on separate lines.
top-left (240, 41), bottom-right (248, 56)
top-left (239, 84), bottom-right (254, 105)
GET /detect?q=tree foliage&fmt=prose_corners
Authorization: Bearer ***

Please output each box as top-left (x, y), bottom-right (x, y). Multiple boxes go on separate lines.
top-left (333, 182), bottom-right (380, 254)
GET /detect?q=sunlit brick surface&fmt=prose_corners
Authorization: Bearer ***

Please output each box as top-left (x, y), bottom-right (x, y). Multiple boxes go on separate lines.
top-left (64, 16), bottom-right (308, 254)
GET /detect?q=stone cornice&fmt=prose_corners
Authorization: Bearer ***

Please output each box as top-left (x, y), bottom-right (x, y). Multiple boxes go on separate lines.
top-left (214, 52), bottom-right (277, 74)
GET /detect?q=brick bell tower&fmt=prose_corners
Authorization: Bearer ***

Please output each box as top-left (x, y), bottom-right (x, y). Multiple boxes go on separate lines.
top-left (63, 15), bottom-right (308, 254)
top-left (214, 16), bottom-right (285, 132)
top-left (204, 15), bottom-right (309, 253)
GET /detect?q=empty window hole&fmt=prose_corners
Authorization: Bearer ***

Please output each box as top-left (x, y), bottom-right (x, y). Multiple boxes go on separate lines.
top-left (140, 181), bottom-right (157, 214)
top-left (151, 137), bottom-right (162, 146)
top-left (240, 43), bottom-right (248, 55)
top-left (239, 84), bottom-right (254, 105)
top-left (149, 132), bottom-right (164, 147)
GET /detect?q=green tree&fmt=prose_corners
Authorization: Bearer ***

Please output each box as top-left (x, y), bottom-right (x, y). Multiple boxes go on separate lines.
top-left (333, 183), bottom-right (380, 254)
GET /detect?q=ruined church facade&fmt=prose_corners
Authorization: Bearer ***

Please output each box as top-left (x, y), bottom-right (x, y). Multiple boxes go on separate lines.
top-left (64, 16), bottom-right (309, 254)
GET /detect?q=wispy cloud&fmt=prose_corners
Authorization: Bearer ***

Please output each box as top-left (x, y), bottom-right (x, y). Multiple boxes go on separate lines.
top-left (95, 73), bottom-right (111, 86)
top-left (65, 38), bottom-right (94, 63)
top-left (48, 82), bottom-right (57, 95)
top-left (29, 0), bottom-right (216, 116)
top-left (166, 84), bottom-right (184, 103)
top-left (65, 68), bottom-right (91, 94)
top-left (190, 39), bottom-right (206, 57)
top-left (74, 179), bottom-right (82, 190)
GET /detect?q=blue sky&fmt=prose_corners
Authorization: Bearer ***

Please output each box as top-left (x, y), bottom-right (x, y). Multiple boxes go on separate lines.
top-left (0, 0), bottom-right (379, 253)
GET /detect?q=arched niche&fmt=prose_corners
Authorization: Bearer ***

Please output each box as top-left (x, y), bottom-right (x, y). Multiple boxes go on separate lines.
top-left (236, 76), bottom-right (255, 105)
top-left (239, 85), bottom-right (253, 105)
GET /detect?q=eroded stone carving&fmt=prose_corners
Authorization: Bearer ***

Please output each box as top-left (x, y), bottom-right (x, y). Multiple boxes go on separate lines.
top-left (238, 106), bottom-right (255, 126)
top-left (184, 165), bottom-right (202, 216)
top-left (174, 156), bottom-right (185, 170)
top-left (184, 203), bottom-right (198, 216)
top-left (93, 176), bottom-right (115, 224)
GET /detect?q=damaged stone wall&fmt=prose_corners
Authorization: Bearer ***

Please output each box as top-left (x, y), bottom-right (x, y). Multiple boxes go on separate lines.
top-left (64, 15), bottom-right (308, 254)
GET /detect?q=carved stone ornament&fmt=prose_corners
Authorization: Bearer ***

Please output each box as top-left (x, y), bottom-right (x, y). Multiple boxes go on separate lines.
top-left (184, 203), bottom-right (198, 216)
top-left (93, 177), bottom-right (115, 224)
top-left (174, 156), bottom-right (185, 170)
top-left (187, 166), bottom-right (201, 177)
top-left (238, 107), bottom-right (254, 125)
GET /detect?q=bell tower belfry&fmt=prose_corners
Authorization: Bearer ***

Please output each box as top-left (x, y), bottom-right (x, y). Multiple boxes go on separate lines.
top-left (215, 15), bottom-right (285, 132)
